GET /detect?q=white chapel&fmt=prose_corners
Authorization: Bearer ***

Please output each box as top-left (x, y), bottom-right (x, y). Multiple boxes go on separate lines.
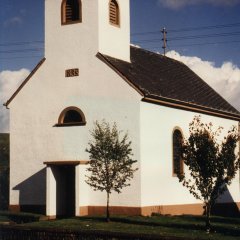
top-left (5, 0), bottom-right (240, 218)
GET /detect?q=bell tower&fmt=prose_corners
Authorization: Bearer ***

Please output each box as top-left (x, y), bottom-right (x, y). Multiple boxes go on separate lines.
top-left (45, 0), bottom-right (130, 63)
top-left (98, 0), bottom-right (130, 62)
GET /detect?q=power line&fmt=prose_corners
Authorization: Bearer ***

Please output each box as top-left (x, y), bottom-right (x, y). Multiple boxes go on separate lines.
top-left (170, 31), bottom-right (240, 41)
top-left (133, 30), bottom-right (240, 44)
top-left (131, 30), bottom-right (161, 36)
top-left (0, 55), bottom-right (43, 60)
top-left (146, 39), bottom-right (240, 50)
top-left (171, 39), bottom-right (240, 48)
top-left (131, 22), bottom-right (240, 36)
top-left (0, 48), bottom-right (44, 54)
top-left (0, 40), bottom-right (44, 47)
top-left (0, 23), bottom-right (239, 56)
top-left (169, 22), bottom-right (240, 33)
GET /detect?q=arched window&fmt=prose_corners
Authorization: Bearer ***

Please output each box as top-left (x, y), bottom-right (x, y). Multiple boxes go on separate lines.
top-left (57, 107), bottom-right (86, 127)
top-left (109, 0), bottom-right (120, 26)
top-left (62, 0), bottom-right (82, 24)
top-left (173, 129), bottom-right (184, 176)
top-left (225, 135), bottom-right (235, 178)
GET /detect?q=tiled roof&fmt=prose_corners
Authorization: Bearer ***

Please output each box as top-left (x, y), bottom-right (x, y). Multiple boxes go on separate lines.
top-left (99, 46), bottom-right (240, 119)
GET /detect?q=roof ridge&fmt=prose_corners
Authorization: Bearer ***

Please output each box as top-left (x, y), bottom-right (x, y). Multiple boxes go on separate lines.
top-left (130, 45), bottom-right (191, 67)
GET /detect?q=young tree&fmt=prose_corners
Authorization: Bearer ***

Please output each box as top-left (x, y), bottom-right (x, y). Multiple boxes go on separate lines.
top-left (178, 116), bottom-right (239, 232)
top-left (85, 120), bottom-right (138, 222)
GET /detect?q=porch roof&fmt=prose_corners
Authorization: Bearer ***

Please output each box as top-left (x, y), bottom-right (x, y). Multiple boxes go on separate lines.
top-left (44, 160), bottom-right (89, 166)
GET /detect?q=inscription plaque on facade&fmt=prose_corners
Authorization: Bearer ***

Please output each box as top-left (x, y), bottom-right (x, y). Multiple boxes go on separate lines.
top-left (65, 68), bottom-right (79, 77)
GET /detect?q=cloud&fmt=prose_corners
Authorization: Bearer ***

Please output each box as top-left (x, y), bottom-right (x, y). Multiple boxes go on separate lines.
top-left (130, 43), bottom-right (141, 48)
top-left (20, 9), bottom-right (27, 16)
top-left (158, 0), bottom-right (240, 9)
top-left (3, 17), bottom-right (23, 27)
top-left (0, 69), bottom-right (30, 133)
top-left (3, 9), bottom-right (26, 27)
top-left (166, 50), bottom-right (240, 111)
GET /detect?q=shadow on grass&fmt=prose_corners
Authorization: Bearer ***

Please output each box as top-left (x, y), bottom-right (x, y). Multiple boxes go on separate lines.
top-left (175, 215), bottom-right (240, 225)
top-left (76, 215), bottom-right (240, 237)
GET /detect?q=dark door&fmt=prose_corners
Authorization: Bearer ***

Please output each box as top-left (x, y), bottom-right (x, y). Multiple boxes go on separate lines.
top-left (55, 165), bottom-right (75, 217)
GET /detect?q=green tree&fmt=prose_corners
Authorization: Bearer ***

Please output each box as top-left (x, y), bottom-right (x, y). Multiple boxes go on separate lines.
top-left (85, 120), bottom-right (138, 222)
top-left (178, 116), bottom-right (239, 232)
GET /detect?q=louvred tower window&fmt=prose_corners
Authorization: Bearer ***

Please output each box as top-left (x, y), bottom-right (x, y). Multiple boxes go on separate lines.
top-left (109, 0), bottom-right (120, 26)
top-left (62, 0), bottom-right (82, 24)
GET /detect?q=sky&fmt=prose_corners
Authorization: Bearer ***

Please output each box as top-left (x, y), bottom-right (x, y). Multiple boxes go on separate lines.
top-left (0, 0), bottom-right (240, 132)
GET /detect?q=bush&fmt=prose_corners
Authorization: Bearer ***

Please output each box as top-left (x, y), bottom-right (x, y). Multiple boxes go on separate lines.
top-left (0, 211), bottom-right (42, 224)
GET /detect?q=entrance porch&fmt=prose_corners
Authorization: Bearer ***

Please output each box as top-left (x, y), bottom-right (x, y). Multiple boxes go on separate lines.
top-left (44, 161), bottom-right (89, 218)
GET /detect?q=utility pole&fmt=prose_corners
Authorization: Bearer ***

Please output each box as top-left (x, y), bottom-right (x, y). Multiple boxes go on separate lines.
top-left (161, 27), bottom-right (167, 56)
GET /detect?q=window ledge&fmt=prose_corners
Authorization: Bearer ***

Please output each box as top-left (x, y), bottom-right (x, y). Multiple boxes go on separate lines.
top-left (109, 22), bottom-right (120, 28)
top-left (172, 173), bottom-right (184, 178)
top-left (62, 20), bottom-right (82, 26)
top-left (54, 122), bottom-right (86, 127)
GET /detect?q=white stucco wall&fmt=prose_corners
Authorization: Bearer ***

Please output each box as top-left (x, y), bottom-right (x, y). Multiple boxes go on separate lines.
top-left (45, 0), bottom-right (99, 72)
top-left (98, 0), bottom-right (130, 62)
top-left (46, 167), bottom-right (57, 216)
top-left (140, 101), bottom-right (240, 207)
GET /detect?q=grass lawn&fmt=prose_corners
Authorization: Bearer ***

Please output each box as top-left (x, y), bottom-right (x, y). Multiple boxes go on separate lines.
top-left (20, 215), bottom-right (240, 240)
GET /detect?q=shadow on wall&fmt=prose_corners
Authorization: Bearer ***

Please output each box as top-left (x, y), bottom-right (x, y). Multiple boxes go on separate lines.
top-left (211, 186), bottom-right (240, 217)
top-left (13, 168), bottom-right (46, 214)
top-left (0, 167), bottom-right (9, 210)
top-left (0, 133), bottom-right (9, 210)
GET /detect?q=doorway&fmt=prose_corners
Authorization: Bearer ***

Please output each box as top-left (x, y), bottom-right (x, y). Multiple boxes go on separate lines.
top-left (55, 165), bottom-right (75, 217)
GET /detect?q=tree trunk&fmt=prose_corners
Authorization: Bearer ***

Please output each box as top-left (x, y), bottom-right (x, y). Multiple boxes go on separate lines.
top-left (205, 203), bottom-right (211, 233)
top-left (106, 192), bottom-right (110, 222)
